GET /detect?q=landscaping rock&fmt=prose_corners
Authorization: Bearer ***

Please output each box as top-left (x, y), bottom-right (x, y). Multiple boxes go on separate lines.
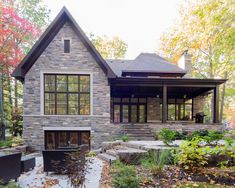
top-left (101, 140), bottom-right (122, 152)
top-left (117, 148), bottom-right (147, 165)
top-left (15, 145), bottom-right (27, 153)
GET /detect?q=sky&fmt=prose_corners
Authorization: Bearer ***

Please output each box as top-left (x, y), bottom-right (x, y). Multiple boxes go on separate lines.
top-left (43, 0), bottom-right (182, 59)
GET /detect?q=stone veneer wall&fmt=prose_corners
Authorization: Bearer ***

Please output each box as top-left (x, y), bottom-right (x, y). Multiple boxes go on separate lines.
top-left (23, 22), bottom-right (121, 150)
top-left (148, 123), bottom-right (224, 133)
top-left (147, 98), bottom-right (161, 122)
top-left (193, 96), bottom-right (205, 116)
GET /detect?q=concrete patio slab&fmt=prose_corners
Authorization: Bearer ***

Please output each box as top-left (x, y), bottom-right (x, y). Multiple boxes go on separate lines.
top-left (18, 156), bottom-right (103, 188)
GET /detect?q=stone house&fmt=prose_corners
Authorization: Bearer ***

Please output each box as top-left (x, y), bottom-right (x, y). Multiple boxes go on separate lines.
top-left (12, 7), bottom-right (226, 150)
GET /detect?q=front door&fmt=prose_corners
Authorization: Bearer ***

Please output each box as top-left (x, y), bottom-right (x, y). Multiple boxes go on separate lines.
top-left (45, 131), bottom-right (90, 150)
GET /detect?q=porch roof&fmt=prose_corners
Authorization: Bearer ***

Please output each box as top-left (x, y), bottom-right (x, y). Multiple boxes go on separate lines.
top-left (110, 77), bottom-right (227, 98)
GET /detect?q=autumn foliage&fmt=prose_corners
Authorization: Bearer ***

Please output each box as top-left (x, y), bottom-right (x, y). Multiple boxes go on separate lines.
top-left (0, 0), bottom-right (41, 74)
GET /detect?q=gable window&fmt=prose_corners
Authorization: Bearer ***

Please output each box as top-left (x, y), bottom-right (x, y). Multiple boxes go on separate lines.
top-left (44, 74), bottom-right (90, 115)
top-left (64, 39), bottom-right (70, 53)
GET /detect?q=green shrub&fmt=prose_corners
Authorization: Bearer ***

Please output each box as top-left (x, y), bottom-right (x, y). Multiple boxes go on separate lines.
top-left (0, 181), bottom-right (21, 188)
top-left (111, 160), bottom-right (139, 188)
top-left (204, 131), bottom-right (224, 145)
top-left (0, 139), bottom-right (12, 148)
top-left (121, 135), bottom-right (129, 142)
top-left (141, 150), bottom-right (172, 176)
top-left (191, 130), bottom-right (209, 138)
top-left (159, 128), bottom-right (177, 146)
top-left (0, 137), bottom-right (23, 148)
top-left (174, 137), bottom-right (208, 170)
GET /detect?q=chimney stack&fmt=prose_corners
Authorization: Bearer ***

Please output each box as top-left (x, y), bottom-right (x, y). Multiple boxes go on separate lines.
top-left (178, 50), bottom-right (192, 77)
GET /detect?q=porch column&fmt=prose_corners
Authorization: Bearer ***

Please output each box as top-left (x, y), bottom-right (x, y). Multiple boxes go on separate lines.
top-left (213, 85), bottom-right (219, 123)
top-left (162, 85), bottom-right (167, 123)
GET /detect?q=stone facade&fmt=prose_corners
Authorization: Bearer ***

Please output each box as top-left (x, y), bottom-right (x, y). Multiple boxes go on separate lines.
top-left (147, 98), bottom-right (161, 122)
top-left (193, 95), bottom-right (206, 116)
top-left (23, 22), bottom-right (121, 150)
top-left (149, 123), bottom-right (224, 133)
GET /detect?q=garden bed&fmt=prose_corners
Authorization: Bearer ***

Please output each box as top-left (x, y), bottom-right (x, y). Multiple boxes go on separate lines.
top-left (100, 128), bottom-right (235, 188)
top-left (100, 162), bottom-right (235, 188)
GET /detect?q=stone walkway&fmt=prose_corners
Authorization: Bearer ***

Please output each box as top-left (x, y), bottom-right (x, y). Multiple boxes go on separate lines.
top-left (18, 156), bottom-right (103, 188)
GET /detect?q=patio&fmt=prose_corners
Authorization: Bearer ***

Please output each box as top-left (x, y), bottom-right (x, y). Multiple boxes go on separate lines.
top-left (18, 155), bottom-right (103, 188)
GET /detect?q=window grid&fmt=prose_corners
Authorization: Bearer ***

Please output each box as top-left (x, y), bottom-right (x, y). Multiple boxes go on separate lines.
top-left (44, 74), bottom-right (90, 115)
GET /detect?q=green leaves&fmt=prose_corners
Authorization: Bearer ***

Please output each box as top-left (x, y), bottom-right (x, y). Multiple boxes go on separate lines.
top-left (89, 33), bottom-right (128, 59)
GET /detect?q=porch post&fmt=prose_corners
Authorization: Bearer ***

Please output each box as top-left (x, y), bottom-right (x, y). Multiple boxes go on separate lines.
top-left (213, 85), bottom-right (219, 123)
top-left (162, 85), bottom-right (167, 123)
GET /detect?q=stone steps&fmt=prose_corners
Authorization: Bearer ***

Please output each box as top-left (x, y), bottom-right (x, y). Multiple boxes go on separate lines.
top-left (97, 153), bottom-right (117, 164)
top-left (124, 124), bottom-right (154, 141)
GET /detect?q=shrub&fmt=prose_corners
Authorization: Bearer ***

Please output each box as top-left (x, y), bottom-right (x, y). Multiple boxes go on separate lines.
top-left (141, 150), bottom-right (172, 176)
top-left (191, 130), bottom-right (209, 138)
top-left (204, 131), bottom-right (224, 145)
top-left (121, 135), bottom-right (129, 142)
top-left (111, 160), bottom-right (139, 188)
top-left (0, 181), bottom-right (21, 188)
top-left (174, 137), bottom-right (208, 170)
top-left (0, 140), bottom-right (12, 148)
top-left (159, 128), bottom-right (177, 146)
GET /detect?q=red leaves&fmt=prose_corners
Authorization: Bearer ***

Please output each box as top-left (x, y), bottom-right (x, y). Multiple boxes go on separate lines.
top-left (0, 1), bottom-right (40, 74)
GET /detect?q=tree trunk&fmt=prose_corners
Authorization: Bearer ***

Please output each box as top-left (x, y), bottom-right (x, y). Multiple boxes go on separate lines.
top-left (0, 73), bottom-right (5, 140)
top-left (14, 78), bottom-right (18, 108)
top-left (7, 75), bottom-right (13, 108)
top-left (219, 72), bottom-right (227, 123)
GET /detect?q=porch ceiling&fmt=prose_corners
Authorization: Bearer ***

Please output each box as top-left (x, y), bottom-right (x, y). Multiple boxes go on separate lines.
top-left (111, 85), bottom-right (212, 98)
top-left (110, 77), bottom-right (227, 98)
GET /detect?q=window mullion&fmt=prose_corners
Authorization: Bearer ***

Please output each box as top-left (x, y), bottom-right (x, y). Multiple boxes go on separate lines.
top-left (78, 75), bottom-right (80, 115)
top-left (66, 75), bottom-right (68, 115)
top-left (55, 75), bottom-right (57, 115)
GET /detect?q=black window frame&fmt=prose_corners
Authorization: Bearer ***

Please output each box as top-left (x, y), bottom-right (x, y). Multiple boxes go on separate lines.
top-left (44, 74), bottom-right (90, 115)
top-left (64, 39), bottom-right (70, 53)
top-left (111, 97), bottom-right (147, 123)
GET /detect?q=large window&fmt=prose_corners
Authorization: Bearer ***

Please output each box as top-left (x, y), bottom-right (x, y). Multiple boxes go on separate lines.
top-left (111, 98), bottom-right (147, 123)
top-left (45, 131), bottom-right (90, 150)
top-left (167, 98), bottom-right (192, 121)
top-left (44, 74), bottom-right (90, 115)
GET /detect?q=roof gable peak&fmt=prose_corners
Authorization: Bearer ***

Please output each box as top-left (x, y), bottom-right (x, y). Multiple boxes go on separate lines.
top-left (12, 7), bottom-right (116, 81)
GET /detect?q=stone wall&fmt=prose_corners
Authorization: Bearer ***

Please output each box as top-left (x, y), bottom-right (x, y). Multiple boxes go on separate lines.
top-left (149, 123), bottom-right (224, 133)
top-left (147, 98), bottom-right (161, 122)
top-left (23, 21), bottom-right (121, 150)
top-left (193, 95), bottom-right (205, 116)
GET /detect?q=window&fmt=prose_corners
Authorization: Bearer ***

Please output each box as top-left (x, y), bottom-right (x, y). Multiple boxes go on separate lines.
top-left (167, 98), bottom-right (193, 121)
top-left (45, 131), bottom-right (90, 150)
top-left (44, 74), bottom-right (90, 115)
top-left (64, 39), bottom-right (70, 53)
top-left (111, 97), bottom-right (147, 123)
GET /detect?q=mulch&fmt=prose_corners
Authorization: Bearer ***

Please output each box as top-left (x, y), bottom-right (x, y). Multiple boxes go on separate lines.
top-left (100, 161), bottom-right (235, 188)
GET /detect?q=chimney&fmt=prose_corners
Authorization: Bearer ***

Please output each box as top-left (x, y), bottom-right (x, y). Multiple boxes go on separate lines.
top-left (178, 50), bottom-right (192, 77)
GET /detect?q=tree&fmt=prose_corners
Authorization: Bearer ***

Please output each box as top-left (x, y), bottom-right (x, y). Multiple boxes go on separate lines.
top-left (0, 0), bottom-right (50, 139)
top-left (158, 0), bottom-right (235, 121)
top-left (89, 33), bottom-right (128, 59)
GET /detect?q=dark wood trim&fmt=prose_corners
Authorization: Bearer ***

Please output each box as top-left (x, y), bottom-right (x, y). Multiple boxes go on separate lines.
top-left (109, 77), bottom-right (227, 87)
top-left (162, 85), bottom-right (167, 123)
top-left (122, 71), bottom-right (185, 77)
top-left (213, 85), bottom-right (219, 123)
top-left (44, 74), bottom-right (90, 115)
top-left (192, 98), bottom-right (194, 120)
top-left (111, 97), bottom-right (147, 123)
top-left (12, 7), bottom-right (116, 81)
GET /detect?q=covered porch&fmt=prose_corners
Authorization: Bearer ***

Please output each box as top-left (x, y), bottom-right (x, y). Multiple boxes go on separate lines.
top-left (109, 77), bottom-right (226, 124)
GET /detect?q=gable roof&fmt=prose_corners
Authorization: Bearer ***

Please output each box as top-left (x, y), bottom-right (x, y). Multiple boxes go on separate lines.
top-left (12, 7), bottom-right (116, 81)
top-left (106, 53), bottom-right (186, 77)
